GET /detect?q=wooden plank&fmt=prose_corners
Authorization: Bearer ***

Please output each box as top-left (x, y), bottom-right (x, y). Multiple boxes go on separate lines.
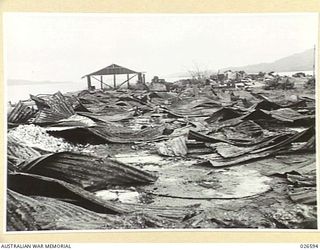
top-left (117, 74), bottom-right (137, 89)
top-left (127, 74), bottom-right (130, 88)
top-left (86, 75), bottom-right (91, 89)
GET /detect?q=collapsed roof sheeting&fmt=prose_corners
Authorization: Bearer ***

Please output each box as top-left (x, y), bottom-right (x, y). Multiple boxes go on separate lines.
top-left (7, 189), bottom-right (41, 231)
top-left (32, 92), bottom-right (75, 124)
top-left (197, 127), bottom-right (315, 168)
top-left (8, 173), bottom-right (199, 224)
top-left (205, 107), bottom-right (246, 124)
top-left (19, 151), bottom-right (157, 191)
top-left (7, 135), bottom-right (42, 171)
top-left (261, 108), bottom-right (315, 123)
top-left (8, 172), bottom-right (128, 214)
top-left (8, 101), bottom-right (37, 125)
top-left (288, 186), bottom-right (317, 205)
top-left (7, 189), bottom-right (174, 231)
top-left (156, 136), bottom-right (188, 157)
top-left (48, 124), bottom-right (166, 144)
top-left (77, 111), bottom-right (134, 123)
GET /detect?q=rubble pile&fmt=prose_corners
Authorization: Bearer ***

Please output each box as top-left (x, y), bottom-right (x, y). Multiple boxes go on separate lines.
top-left (6, 73), bottom-right (317, 230)
top-left (8, 124), bottom-right (76, 153)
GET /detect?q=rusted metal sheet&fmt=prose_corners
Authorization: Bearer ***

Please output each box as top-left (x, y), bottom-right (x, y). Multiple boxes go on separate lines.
top-left (233, 120), bottom-right (263, 137)
top-left (258, 156), bottom-right (315, 176)
top-left (19, 151), bottom-right (157, 190)
top-left (44, 114), bottom-right (96, 129)
top-left (65, 95), bottom-right (92, 112)
top-left (211, 120), bottom-right (264, 144)
top-left (88, 125), bottom-right (166, 143)
top-left (8, 189), bottom-right (108, 231)
top-left (251, 100), bottom-right (282, 111)
top-left (262, 108), bottom-right (315, 123)
top-left (8, 172), bottom-right (128, 214)
top-left (48, 124), bottom-right (166, 144)
top-left (7, 189), bottom-right (197, 231)
top-left (287, 171), bottom-right (316, 187)
top-left (77, 111), bottom-right (134, 123)
top-left (7, 101), bottom-right (36, 124)
top-left (287, 169), bottom-right (316, 205)
top-left (156, 136), bottom-right (188, 156)
top-left (32, 92), bottom-right (75, 124)
top-left (7, 189), bottom-right (41, 231)
top-left (205, 107), bottom-right (245, 123)
top-left (188, 128), bottom-right (276, 147)
top-left (7, 135), bottom-right (41, 171)
top-left (197, 127), bottom-right (315, 168)
top-left (288, 186), bottom-right (317, 205)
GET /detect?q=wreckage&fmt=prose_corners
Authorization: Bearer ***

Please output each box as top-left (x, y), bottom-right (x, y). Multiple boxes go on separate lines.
top-left (6, 69), bottom-right (317, 230)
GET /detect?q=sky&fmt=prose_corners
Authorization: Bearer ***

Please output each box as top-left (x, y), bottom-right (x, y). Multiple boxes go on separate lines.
top-left (4, 13), bottom-right (318, 83)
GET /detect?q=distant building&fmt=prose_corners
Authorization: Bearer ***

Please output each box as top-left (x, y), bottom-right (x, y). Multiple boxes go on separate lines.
top-left (82, 64), bottom-right (145, 90)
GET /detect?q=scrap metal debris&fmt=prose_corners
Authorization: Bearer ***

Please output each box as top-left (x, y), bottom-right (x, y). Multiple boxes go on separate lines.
top-left (6, 72), bottom-right (317, 230)
top-left (18, 151), bottom-right (157, 190)
top-left (8, 101), bottom-right (36, 126)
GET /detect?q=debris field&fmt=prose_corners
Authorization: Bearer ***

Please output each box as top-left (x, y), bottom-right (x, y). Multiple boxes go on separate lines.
top-left (7, 78), bottom-right (317, 230)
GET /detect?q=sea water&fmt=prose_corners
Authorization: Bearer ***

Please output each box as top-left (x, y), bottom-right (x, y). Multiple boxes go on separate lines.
top-left (7, 81), bottom-right (86, 103)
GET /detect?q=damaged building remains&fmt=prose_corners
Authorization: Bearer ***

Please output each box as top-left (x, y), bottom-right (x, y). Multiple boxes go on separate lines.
top-left (7, 63), bottom-right (317, 230)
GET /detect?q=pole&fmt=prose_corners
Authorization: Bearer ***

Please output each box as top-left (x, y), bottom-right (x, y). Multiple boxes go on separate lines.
top-left (114, 74), bottom-right (116, 89)
top-left (86, 76), bottom-right (91, 90)
top-left (100, 76), bottom-right (103, 89)
top-left (127, 74), bottom-right (130, 89)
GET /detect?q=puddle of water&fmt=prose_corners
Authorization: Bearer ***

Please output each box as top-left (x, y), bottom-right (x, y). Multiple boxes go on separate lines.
top-left (114, 151), bottom-right (173, 171)
top-left (147, 165), bottom-right (272, 199)
top-left (114, 151), bottom-right (198, 171)
top-left (201, 167), bottom-right (271, 198)
top-left (95, 189), bottom-right (141, 204)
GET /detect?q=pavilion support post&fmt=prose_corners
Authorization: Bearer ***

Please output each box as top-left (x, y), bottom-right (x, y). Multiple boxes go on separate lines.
top-left (100, 76), bottom-right (103, 89)
top-left (127, 74), bottom-right (130, 89)
top-left (113, 74), bottom-right (116, 89)
top-left (86, 76), bottom-right (92, 90)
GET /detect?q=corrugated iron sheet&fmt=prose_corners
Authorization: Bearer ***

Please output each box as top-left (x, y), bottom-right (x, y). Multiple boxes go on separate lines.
top-left (19, 151), bottom-right (157, 190)
top-left (205, 107), bottom-right (245, 123)
top-left (7, 135), bottom-right (41, 171)
top-left (251, 100), bottom-right (282, 111)
top-left (7, 189), bottom-right (198, 231)
top-left (78, 111), bottom-right (134, 123)
top-left (7, 189), bottom-right (41, 231)
top-left (32, 92), bottom-right (75, 124)
top-left (8, 101), bottom-right (36, 124)
top-left (8, 172), bottom-right (128, 214)
top-left (48, 124), bottom-right (166, 144)
top-left (262, 108), bottom-right (315, 123)
top-left (197, 127), bottom-right (315, 168)
top-left (156, 136), bottom-right (188, 156)
top-left (288, 186), bottom-right (317, 205)
top-left (287, 171), bottom-right (316, 187)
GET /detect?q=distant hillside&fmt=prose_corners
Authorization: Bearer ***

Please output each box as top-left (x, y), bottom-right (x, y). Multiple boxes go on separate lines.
top-left (222, 48), bottom-right (314, 73)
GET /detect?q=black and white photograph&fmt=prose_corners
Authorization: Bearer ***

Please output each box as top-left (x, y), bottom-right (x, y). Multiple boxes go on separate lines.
top-left (4, 13), bottom-right (318, 231)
